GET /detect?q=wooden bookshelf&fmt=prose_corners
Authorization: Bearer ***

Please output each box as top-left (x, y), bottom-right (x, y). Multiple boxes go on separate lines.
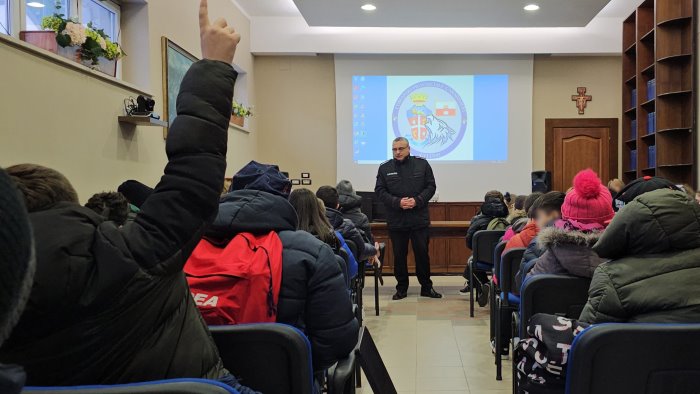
top-left (621, 0), bottom-right (696, 187)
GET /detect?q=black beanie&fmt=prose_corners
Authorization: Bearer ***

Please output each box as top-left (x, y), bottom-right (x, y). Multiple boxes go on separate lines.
top-left (0, 169), bottom-right (35, 346)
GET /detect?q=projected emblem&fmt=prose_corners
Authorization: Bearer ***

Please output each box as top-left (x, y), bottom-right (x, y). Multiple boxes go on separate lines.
top-left (392, 81), bottom-right (467, 159)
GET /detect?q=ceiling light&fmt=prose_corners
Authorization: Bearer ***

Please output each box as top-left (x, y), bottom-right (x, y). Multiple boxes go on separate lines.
top-left (524, 4), bottom-right (540, 11)
top-left (361, 4), bottom-right (377, 11)
top-left (27, 1), bottom-right (45, 7)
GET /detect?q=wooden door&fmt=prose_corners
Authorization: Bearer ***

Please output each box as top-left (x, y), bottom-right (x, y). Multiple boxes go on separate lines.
top-left (545, 119), bottom-right (618, 192)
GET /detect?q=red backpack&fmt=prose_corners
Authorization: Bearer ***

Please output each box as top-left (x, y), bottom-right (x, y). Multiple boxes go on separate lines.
top-left (184, 231), bottom-right (283, 325)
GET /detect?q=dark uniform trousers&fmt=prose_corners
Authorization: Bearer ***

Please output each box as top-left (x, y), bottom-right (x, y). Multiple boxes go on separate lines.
top-left (390, 227), bottom-right (433, 292)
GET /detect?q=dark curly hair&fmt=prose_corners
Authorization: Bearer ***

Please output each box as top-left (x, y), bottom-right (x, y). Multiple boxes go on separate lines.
top-left (85, 192), bottom-right (130, 226)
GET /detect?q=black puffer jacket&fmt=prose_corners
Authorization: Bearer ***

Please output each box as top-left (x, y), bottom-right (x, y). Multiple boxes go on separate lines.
top-left (208, 190), bottom-right (360, 371)
top-left (0, 60), bottom-right (235, 385)
top-left (338, 193), bottom-right (373, 243)
top-left (466, 198), bottom-right (509, 249)
top-left (325, 208), bottom-right (376, 260)
top-left (580, 189), bottom-right (700, 324)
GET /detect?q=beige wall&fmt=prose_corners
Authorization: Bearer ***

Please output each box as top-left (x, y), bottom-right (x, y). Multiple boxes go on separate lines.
top-left (254, 55), bottom-right (337, 187)
top-left (0, 0), bottom-right (255, 201)
top-left (532, 55), bottom-right (623, 175)
top-left (255, 54), bottom-right (622, 186)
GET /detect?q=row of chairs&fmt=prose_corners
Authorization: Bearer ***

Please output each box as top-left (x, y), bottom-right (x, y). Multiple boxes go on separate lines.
top-left (23, 244), bottom-right (389, 393)
top-left (23, 324), bottom-right (362, 394)
top-left (468, 230), bottom-right (700, 394)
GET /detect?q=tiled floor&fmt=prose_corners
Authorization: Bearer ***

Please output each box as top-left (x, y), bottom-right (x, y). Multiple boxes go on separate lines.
top-left (357, 275), bottom-right (512, 394)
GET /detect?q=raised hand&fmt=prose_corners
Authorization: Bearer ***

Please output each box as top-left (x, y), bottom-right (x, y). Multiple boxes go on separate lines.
top-left (199, 0), bottom-right (241, 64)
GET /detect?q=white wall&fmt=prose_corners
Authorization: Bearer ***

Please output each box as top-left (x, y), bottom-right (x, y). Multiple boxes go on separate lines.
top-left (334, 55), bottom-right (534, 201)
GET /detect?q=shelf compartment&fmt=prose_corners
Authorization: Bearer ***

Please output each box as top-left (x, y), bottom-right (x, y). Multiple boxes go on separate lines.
top-left (657, 16), bottom-right (692, 27)
top-left (640, 29), bottom-right (655, 42)
top-left (656, 94), bottom-right (693, 131)
top-left (657, 127), bottom-right (692, 134)
top-left (657, 53), bottom-right (692, 63)
top-left (641, 133), bottom-right (656, 142)
top-left (657, 90), bottom-right (692, 97)
top-left (657, 163), bottom-right (693, 168)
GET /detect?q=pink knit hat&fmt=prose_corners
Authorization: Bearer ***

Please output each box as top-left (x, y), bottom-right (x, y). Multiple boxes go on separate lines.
top-left (561, 169), bottom-right (614, 226)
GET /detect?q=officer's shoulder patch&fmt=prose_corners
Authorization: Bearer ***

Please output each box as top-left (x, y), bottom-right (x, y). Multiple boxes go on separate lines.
top-left (414, 156), bottom-right (426, 160)
top-left (380, 159), bottom-right (392, 166)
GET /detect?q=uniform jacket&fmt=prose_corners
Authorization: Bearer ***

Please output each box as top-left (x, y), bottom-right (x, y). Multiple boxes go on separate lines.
top-left (374, 156), bottom-right (436, 230)
top-left (580, 189), bottom-right (700, 324)
top-left (206, 190), bottom-right (360, 371)
top-left (0, 60), bottom-right (235, 385)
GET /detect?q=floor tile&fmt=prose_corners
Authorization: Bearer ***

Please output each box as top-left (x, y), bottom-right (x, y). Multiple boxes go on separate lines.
top-left (361, 276), bottom-right (512, 393)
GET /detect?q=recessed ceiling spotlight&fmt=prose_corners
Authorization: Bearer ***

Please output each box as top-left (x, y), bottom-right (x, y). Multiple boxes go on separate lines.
top-left (524, 4), bottom-right (540, 11)
top-left (361, 3), bottom-right (377, 11)
top-left (27, 1), bottom-right (46, 7)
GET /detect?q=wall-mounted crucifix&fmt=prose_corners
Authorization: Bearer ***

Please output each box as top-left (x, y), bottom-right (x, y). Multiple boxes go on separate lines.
top-left (572, 87), bottom-right (592, 115)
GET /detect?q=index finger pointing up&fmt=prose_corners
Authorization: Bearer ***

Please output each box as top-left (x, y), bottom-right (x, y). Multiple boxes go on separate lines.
top-left (199, 0), bottom-right (210, 30)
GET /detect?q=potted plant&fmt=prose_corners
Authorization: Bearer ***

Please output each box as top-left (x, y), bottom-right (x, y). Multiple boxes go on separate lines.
top-left (231, 100), bottom-right (253, 127)
top-left (20, 1), bottom-right (125, 76)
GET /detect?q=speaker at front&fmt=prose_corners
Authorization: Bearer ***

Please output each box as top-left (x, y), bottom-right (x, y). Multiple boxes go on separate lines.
top-left (531, 171), bottom-right (552, 193)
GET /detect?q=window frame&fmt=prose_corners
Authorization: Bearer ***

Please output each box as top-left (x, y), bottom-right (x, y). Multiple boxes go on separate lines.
top-left (81, 0), bottom-right (120, 42)
top-left (11, 0), bottom-right (121, 43)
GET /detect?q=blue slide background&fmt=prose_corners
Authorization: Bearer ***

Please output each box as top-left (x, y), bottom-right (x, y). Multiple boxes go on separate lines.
top-left (353, 75), bottom-right (508, 163)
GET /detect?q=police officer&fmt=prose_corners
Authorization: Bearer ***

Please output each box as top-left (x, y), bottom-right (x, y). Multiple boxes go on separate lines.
top-left (375, 137), bottom-right (442, 300)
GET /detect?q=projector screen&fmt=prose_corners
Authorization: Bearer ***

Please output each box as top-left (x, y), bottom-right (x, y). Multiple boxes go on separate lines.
top-left (336, 55), bottom-right (533, 202)
top-left (353, 75), bottom-right (509, 163)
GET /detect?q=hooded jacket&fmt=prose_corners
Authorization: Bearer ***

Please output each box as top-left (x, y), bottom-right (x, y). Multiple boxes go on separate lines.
top-left (209, 190), bottom-right (360, 371)
top-left (338, 192), bottom-right (373, 243)
top-left (526, 223), bottom-right (605, 279)
top-left (325, 208), bottom-right (376, 260)
top-left (466, 198), bottom-right (509, 249)
top-left (0, 60), bottom-right (235, 385)
top-left (579, 189), bottom-right (700, 324)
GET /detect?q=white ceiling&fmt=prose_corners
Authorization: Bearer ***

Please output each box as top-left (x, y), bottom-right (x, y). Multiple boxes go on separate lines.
top-left (233, 0), bottom-right (301, 17)
top-left (233, 0), bottom-right (645, 55)
top-left (292, 0), bottom-right (612, 28)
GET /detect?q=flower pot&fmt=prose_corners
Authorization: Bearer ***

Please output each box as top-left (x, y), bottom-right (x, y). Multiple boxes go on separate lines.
top-left (57, 45), bottom-right (80, 62)
top-left (19, 31), bottom-right (58, 54)
top-left (230, 115), bottom-right (245, 127)
top-left (56, 46), bottom-right (117, 77)
top-left (94, 57), bottom-right (117, 77)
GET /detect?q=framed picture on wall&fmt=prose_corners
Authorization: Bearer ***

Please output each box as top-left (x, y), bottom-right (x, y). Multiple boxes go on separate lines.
top-left (161, 37), bottom-right (199, 139)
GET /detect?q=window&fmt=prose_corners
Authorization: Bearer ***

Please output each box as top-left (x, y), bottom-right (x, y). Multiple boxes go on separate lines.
top-left (1, 0), bottom-right (10, 34)
top-left (81, 0), bottom-right (118, 41)
top-left (24, 0), bottom-right (68, 31)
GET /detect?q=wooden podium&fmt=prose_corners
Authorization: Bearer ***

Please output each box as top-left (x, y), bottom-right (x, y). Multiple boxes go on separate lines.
top-left (371, 220), bottom-right (471, 274)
